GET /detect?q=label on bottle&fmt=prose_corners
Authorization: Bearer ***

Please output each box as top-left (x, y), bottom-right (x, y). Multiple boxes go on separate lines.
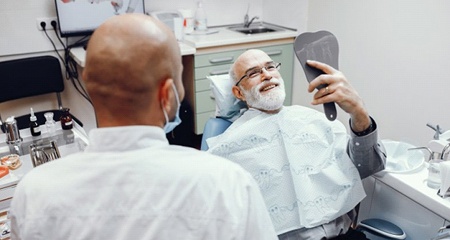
top-left (195, 19), bottom-right (207, 31)
top-left (31, 125), bottom-right (41, 136)
top-left (62, 120), bottom-right (73, 130)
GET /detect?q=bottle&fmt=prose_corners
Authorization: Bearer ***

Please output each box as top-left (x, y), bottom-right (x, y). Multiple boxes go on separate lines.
top-left (194, 1), bottom-right (207, 31)
top-left (29, 108), bottom-right (41, 137)
top-left (60, 108), bottom-right (73, 130)
top-left (44, 112), bottom-right (56, 136)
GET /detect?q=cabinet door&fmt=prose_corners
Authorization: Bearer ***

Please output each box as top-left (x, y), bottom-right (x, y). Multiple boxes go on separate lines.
top-left (361, 179), bottom-right (445, 240)
top-left (194, 63), bottom-right (233, 92)
top-left (194, 49), bottom-right (243, 68)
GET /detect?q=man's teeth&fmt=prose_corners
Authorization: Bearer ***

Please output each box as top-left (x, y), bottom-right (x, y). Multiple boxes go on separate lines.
top-left (262, 85), bottom-right (276, 91)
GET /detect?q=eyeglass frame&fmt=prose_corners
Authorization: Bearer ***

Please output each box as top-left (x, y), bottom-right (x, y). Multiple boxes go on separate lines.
top-left (235, 62), bottom-right (281, 86)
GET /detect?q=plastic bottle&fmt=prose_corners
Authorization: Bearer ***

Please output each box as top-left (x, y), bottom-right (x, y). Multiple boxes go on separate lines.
top-left (29, 108), bottom-right (41, 137)
top-left (60, 108), bottom-right (73, 130)
top-left (194, 1), bottom-right (207, 31)
top-left (44, 112), bottom-right (56, 136)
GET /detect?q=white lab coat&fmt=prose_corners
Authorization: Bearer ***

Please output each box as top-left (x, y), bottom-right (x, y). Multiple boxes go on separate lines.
top-left (10, 126), bottom-right (277, 240)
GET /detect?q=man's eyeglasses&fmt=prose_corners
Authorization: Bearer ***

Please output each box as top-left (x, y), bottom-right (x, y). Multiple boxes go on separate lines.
top-left (235, 62), bottom-right (281, 86)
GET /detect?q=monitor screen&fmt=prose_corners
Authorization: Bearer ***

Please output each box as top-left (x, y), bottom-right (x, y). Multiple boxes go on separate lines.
top-left (55, 0), bottom-right (146, 37)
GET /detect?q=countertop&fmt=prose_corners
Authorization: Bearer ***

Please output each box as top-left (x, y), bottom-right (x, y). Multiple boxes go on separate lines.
top-left (70, 41), bottom-right (196, 68)
top-left (182, 23), bottom-right (299, 49)
top-left (374, 164), bottom-right (450, 220)
top-left (70, 23), bottom-right (299, 67)
top-left (0, 123), bottom-right (88, 201)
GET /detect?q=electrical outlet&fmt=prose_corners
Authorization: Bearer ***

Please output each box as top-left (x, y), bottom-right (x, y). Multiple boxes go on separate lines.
top-left (36, 17), bottom-right (58, 31)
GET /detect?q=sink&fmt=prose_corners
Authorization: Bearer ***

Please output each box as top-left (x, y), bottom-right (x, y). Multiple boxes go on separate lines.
top-left (228, 23), bottom-right (285, 35)
top-left (381, 139), bottom-right (425, 174)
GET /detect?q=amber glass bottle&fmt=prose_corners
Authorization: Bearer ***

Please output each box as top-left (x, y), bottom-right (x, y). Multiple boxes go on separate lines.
top-left (60, 108), bottom-right (73, 130)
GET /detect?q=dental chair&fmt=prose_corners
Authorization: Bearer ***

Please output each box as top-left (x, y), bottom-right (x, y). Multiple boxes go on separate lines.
top-left (203, 74), bottom-right (406, 239)
top-left (200, 117), bottom-right (232, 151)
top-left (200, 117), bottom-right (406, 240)
top-left (0, 55), bottom-right (83, 132)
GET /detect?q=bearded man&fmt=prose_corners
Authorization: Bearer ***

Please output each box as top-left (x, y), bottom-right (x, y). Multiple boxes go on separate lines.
top-left (206, 49), bottom-right (386, 240)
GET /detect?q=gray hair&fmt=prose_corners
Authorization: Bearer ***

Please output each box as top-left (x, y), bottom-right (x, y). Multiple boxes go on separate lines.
top-left (229, 64), bottom-right (238, 84)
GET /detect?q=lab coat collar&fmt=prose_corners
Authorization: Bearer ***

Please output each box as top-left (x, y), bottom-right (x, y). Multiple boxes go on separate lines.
top-left (85, 126), bottom-right (169, 152)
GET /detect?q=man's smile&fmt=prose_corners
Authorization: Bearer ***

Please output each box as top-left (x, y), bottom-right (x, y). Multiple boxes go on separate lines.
top-left (260, 83), bottom-right (279, 92)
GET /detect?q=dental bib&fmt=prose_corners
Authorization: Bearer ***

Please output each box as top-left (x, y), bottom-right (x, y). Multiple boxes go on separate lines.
top-left (207, 106), bottom-right (366, 234)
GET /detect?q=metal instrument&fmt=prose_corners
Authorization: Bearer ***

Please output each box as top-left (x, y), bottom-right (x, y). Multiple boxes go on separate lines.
top-left (29, 141), bottom-right (61, 167)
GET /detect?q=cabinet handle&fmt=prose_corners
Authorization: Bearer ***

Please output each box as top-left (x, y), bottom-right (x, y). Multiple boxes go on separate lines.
top-left (209, 70), bottom-right (230, 75)
top-left (266, 50), bottom-right (282, 56)
top-left (0, 184), bottom-right (16, 191)
top-left (209, 57), bottom-right (234, 64)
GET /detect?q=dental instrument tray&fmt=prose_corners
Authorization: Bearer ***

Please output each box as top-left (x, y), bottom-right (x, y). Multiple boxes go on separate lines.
top-left (294, 30), bottom-right (338, 121)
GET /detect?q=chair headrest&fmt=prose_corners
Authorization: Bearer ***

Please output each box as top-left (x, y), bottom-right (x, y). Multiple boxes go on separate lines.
top-left (208, 74), bottom-right (247, 121)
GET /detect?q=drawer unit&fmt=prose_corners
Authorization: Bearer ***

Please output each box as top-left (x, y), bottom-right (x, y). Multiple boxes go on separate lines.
top-left (193, 43), bottom-right (294, 134)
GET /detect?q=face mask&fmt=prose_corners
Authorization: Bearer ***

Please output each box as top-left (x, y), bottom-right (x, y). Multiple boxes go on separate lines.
top-left (162, 83), bottom-right (182, 133)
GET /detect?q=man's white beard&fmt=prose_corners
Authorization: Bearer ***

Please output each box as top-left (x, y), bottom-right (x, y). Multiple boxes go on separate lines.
top-left (241, 77), bottom-right (286, 111)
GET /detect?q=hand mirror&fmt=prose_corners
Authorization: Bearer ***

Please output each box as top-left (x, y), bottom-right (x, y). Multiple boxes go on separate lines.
top-left (294, 30), bottom-right (339, 121)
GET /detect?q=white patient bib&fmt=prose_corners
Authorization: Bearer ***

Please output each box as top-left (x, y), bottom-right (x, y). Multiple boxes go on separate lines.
top-left (207, 106), bottom-right (366, 234)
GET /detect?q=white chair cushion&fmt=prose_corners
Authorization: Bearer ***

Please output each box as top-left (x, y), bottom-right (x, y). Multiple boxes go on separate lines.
top-left (207, 74), bottom-right (246, 121)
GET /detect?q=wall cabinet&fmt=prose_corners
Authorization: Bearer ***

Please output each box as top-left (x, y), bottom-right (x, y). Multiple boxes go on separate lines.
top-left (192, 43), bottom-right (294, 134)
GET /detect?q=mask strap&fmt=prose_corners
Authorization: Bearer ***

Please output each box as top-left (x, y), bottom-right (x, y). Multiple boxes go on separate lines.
top-left (161, 82), bottom-right (180, 127)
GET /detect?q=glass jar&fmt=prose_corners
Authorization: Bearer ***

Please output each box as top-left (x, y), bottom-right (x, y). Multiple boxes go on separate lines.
top-left (427, 159), bottom-right (443, 189)
top-left (60, 108), bottom-right (73, 130)
top-left (44, 112), bottom-right (56, 136)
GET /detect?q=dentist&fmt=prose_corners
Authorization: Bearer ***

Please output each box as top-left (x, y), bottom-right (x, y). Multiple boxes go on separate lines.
top-left (10, 15), bottom-right (277, 240)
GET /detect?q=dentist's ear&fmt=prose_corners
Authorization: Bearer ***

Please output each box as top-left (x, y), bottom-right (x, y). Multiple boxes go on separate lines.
top-left (159, 78), bottom-right (174, 112)
top-left (232, 85), bottom-right (245, 102)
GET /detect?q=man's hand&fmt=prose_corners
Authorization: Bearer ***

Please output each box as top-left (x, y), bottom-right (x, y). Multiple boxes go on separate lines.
top-left (306, 60), bottom-right (370, 132)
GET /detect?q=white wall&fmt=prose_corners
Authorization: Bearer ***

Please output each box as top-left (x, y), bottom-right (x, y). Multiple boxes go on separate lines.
top-left (0, 0), bottom-right (264, 57)
top-left (0, 0), bottom-right (267, 134)
top-left (304, 0), bottom-right (450, 147)
top-left (147, 0), bottom-right (263, 27)
top-left (4, 0), bottom-right (445, 148)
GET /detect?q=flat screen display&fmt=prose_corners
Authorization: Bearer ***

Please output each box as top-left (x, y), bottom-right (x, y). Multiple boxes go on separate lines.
top-left (55, 0), bottom-right (146, 37)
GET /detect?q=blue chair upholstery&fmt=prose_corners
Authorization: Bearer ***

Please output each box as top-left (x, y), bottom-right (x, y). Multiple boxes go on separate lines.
top-left (200, 118), bottom-right (232, 151)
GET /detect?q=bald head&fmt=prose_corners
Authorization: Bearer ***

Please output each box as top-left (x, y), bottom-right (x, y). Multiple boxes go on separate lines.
top-left (230, 49), bottom-right (272, 84)
top-left (82, 13), bottom-right (183, 127)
